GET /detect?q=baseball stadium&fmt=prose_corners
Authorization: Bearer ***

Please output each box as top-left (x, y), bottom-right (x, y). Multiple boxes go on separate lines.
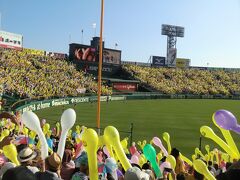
top-left (0, 1), bottom-right (240, 180)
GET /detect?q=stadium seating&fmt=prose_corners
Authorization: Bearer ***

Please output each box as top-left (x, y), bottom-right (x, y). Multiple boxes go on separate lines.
top-left (0, 48), bottom-right (112, 99)
top-left (123, 64), bottom-right (240, 95)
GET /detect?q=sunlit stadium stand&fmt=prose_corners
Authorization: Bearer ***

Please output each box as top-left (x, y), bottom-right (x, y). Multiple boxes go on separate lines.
top-left (122, 64), bottom-right (240, 95)
top-left (0, 47), bottom-right (112, 100)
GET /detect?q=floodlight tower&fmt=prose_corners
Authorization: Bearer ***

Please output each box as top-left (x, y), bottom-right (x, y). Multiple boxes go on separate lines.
top-left (161, 24), bottom-right (185, 66)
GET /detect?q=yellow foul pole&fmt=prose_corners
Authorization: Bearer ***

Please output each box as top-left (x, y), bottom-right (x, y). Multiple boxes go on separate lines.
top-left (97, 0), bottom-right (104, 135)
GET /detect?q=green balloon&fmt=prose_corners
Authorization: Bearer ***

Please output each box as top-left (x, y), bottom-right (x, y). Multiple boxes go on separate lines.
top-left (143, 144), bottom-right (162, 178)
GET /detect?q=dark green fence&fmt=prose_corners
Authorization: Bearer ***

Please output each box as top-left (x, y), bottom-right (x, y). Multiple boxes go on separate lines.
top-left (11, 93), bottom-right (240, 113)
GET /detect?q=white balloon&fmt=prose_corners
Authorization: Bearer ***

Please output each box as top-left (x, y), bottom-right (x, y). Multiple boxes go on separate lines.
top-left (22, 112), bottom-right (41, 133)
top-left (152, 137), bottom-right (168, 156)
top-left (22, 111), bottom-right (48, 160)
top-left (160, 161), bottom-right (171, 174)
top-left (103, 146), bottom-right (110, 158)
top-left (57, 108), bottom-right (76, 159)
top-left (61, 108), bottom-right (76, 131)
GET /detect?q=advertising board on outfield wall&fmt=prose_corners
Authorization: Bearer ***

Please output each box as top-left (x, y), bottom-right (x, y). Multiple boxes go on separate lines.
top-left (0, 31), bottom-right (23, 50)
top-left (112, 83), bottom-right (138, 92)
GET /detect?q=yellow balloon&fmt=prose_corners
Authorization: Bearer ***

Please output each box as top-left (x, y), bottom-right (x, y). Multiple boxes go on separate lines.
top-left (2, 119), bottom-right (7, 126)
top-left (75, 134), bottom-right (81, 144)
top-left (166, 155), bottom-right (176, 180)
top-left (195, 148), bottom-right (204, 159)
top-left (204, 154), bottom-right (209, 162)
top-left (212, 113), bottom-right (240, 157)
top-left (10, 123), bottom-right (16, 132)
top-left (103, 126), bottom-right (131, 171)
top-left (0, 129), bottom-right (10, 141)
top-left (29, 131), bottom-right (37, 139)
top-left (142, 140), bottom-right (147, 147)
top-left (15, 125), bottom-right (19, 133)
top-left (43, 123), bottom-right (50, 135)
top-left (139, 154), bottom-right (147, 167)
top-left (55, 122), bottom-right (60, 137)
top-left (120, 138), bottom-right (128, 148)
top-left (163, 132), bottom-right (171, 154)
top-left (210, 151), bottom-right (214, 162)
top-left (103, 135), bottom-right (115, 159)
top-left (213, 149), bottom-right (220, 165)
top-left (82, 128), bottom-right (99, 180)
top-left (193, 159), bottom-right (216, 180)
top-left (121, 138), bottom-right (129, 154)
top-left (200, 126), bottom-right (238, 159)
top-left (157, 152), bottom-right (163, 163)
top-left (48, 147), bottom-right (53, 154)
top-left (3, 144), bottom-right (20, 166)
top-left (150, 139), bottom-right (153, 145)
top-left (46, 130), bottom-right (52, 137)
top-left (180, 153), bottom-right (192, 166)
top-left (23, 127), bottom-right (29, 136)
top-left (221, 153), bottom-right (230, 162)
top-left (192, 154), bottom-right (196, 161)
top-left (107, 146), bottom-right (115, 159)
top-left (137, 141), bottom-right (144, 150)
top-left (75, 125), bottom-right (80, 134)
top-left (67, 129), bottom-right (72, 139)
top-left (166, 155), bottom-right (176, 169)
top-left (3, 129), bottom-right (10, 136)
top-left (96, 136), bottom-right (103, 148)
top-left (205, 145), bottom-right (210, 160)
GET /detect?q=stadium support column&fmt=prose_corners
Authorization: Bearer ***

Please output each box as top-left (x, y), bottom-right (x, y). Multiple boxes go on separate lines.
top-left (166, 36), bottom-right (177, 66)
top-left (97, 0), bottom-right (104, 135)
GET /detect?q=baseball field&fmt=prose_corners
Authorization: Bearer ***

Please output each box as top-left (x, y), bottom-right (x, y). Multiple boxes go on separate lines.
top-left (35, 99), bottom-right (240, 157)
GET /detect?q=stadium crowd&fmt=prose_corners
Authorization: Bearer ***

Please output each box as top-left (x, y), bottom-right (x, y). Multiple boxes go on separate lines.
top-left (123, 65), bottom-right (240, 95)
top-left (0, 48), bottom-right (112, 99)
top-left (0, 114), bottom-right (239, 180)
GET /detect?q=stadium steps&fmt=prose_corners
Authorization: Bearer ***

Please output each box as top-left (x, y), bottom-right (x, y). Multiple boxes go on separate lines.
top-left (119, 66), bottom-right (159, 92)
top-left (138, 82), bottom-right (159, 92)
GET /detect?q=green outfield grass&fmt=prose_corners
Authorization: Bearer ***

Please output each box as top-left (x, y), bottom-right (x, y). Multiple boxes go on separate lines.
top-left (35, 99), bottom-right (240, 158)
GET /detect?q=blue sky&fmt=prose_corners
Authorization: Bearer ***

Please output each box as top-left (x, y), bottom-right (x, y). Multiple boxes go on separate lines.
top-left (0, 0), bottom-right (240, 68)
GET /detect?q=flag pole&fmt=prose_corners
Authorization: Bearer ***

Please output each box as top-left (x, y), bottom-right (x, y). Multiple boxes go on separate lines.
top-left (97, 0), bottom-right (104, 135)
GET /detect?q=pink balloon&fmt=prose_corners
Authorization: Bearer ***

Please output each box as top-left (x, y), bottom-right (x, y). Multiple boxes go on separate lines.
top-left (134, 151), bottom-right (141, 157)
top-left (130, 145), bottom-right (137, 155)
top-left (152, 137), bottom-right (168, 156)
top-left (130, 155), bottom-right (139, 165)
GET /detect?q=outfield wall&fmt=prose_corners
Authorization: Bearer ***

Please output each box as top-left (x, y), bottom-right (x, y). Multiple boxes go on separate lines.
top-left (13, 93), bottom-right (240, 113)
